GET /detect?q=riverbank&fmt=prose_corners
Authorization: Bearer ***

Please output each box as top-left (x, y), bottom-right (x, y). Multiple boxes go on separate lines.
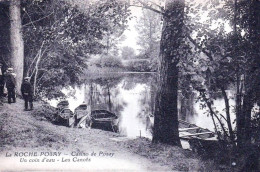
top-left (83, 65), bottom-right (157, 79)
top-left (0, 99), bottom-right (222, 171)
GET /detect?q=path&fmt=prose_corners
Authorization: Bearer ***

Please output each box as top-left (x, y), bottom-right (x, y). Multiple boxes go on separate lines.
top-left (0, 99), bottom-right (171, 171)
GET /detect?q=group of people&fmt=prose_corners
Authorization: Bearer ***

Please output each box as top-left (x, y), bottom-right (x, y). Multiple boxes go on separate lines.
top-left (0, 63), bottom-right (34, 111)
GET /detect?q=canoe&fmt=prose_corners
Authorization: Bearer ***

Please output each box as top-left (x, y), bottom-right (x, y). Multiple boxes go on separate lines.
top-left (55, 107), bottom-right (75, 127)
top-left (90, 109), bottom-right (119, 132)
top-left (179, 119), bottom-right (216, 140)
top-left (74, 103), bottom-right (89, 122)
top-left (178, 120), bottom-right (221, 155)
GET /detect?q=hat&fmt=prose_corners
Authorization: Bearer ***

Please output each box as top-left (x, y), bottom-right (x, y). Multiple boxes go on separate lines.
top-left (24, 77), bottom-right (30, 80)
top-left (7, 68), bottom-right (13, 71)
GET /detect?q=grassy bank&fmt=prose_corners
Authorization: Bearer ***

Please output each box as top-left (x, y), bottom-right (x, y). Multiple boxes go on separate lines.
top-left (124, 138), bottom-right (224, 171)
top-left (0, 99), bottom-right (229, 171)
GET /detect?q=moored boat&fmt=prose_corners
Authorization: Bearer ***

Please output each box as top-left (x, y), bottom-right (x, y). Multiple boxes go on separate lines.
top-left (178, 119), bottom-right (221, 154)
top-left (179, 119), bottom-right (216, 140)
top-left (74, 103), bottom-right (89, 125)
top-left (55, 100), bottom-right (75, 127)
top-left (90, 109), bottom-right (119, 132)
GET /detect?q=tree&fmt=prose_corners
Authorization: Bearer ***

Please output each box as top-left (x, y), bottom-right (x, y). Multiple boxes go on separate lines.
top-left (10, 0), bottom-right (24, 94)
top-left (135, 8), bottom-right (161, 71)
top-left (192, 1), bottom-right (260, 169)
top-left (234, 0), bottom-right (260, 149)
top-left (21, 0), bottom-right (130, 98)
top-left (136, 8), bottom-right (161, 60)
top-left (152, 0), bottom-right (185, 146)
top-left (0, 2), bottom-right (10, 67)
top-left (180, 2), bottom-right (260, 167)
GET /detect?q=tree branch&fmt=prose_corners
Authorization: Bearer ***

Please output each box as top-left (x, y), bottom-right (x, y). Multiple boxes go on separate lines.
top-left (219, 113), bottom-right (228, 122)
top-left (23, 11), bottom-right (54, 27)
top-left (146, 0), bottom-right (164, 12)
top-left (221, 86), bottom-right (235, 143)
top-left (201, 91), bottom-right (229, 138)
top-left (133, 0), bottom-right (165, 16)
top-left (186, 34), bottom-right (214, 61)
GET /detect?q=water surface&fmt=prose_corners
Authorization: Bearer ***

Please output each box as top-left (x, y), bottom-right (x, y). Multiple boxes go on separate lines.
top-left (50, 73), bottom-right (236, 138)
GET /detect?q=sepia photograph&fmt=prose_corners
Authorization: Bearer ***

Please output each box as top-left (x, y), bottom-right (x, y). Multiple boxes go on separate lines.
top-left (0, 0), bottom-right (259, 171)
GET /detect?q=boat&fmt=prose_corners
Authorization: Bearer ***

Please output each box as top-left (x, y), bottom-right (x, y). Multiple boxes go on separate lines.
top-left (178, 120), bottom-right (216, 140)
top-left (74, 103), bottom-right (92, 128)
top-left (56, 100), bottom-right (69, 109)
top-left (90, 109), bottom-right (119, 132)
top-left (74, 103), bottom-right (89, 122)
top-left (178, 120), bottom-right (221, 155)
top-left (55, 100), bottom-right (75, 127)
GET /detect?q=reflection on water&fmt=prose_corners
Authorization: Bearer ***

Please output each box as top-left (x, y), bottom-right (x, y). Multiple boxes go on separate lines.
top-left (190, 91), bottom-right (236, 131)
top-left (49, 73), bottom-right (236, 138)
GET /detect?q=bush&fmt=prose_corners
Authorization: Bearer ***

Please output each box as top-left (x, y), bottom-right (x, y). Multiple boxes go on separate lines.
top-left (103, 56), bottom-right (123, 68)
top-left (127, 59), bottom-right (154, 72)
top-left (32, 103), bottom-right (57, 122)
top-left (93, 56), bottom-right (123, 68)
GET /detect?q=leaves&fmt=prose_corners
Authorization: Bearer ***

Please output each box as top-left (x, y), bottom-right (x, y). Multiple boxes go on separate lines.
top-left (22, 0), bottom-right (130, 98)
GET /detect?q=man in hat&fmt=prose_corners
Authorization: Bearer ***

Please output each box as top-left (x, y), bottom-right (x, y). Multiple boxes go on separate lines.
top-left (5, 68), bottom-right (16, 103)
top-left (21, 77), bottom-right (33, 111)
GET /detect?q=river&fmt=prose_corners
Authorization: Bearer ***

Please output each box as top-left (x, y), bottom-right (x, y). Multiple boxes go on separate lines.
top-left (49, 73), bottom-right (236, 139)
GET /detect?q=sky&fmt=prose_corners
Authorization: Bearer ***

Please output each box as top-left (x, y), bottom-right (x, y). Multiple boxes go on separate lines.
top-left (120, 6), bottom-right (143, 53)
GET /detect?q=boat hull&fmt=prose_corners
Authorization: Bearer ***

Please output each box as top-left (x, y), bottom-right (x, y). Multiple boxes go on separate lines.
top-left (91, 110), bottom-right (119, 132)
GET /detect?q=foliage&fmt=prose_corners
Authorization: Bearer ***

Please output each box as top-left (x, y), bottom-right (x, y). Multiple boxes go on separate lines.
top-left (135, 8), bottom-right (161, 71)
top-left (126, 59), bottom-right (155, 72)
top-left (178, 0), bottom-right (260, 148)
top-left (135, 9), bottom-right (161, 54)
top-left (32, 103), bottom-right (57, 122)
top-left (21, 0), bottom-right (130, 99)
top-left (93, 55), bottom-right (123, 68)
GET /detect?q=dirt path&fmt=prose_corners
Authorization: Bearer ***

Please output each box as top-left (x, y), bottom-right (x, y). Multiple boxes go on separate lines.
top-left (0, 99), bottom-right (171, 171)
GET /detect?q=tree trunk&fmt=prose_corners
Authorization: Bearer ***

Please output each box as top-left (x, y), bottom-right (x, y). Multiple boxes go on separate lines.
top-left (237, 0), bottom-right (260, 148)
top-left (9, 0), bottom-right (24, 95)
top-left (220, 87), bottom-right (235, 144)
top-left (0, 3), bottom-right (10, 65)
top-left (152, 0), bottom-right (184, 147)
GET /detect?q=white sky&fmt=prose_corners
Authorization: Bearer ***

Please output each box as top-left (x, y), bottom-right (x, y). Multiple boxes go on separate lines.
top-left (120, 6), bottom-right (143, 53)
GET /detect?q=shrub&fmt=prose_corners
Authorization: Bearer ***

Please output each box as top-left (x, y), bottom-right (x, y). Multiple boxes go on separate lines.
top-left (32, 103), bottom-right (57, 122)
top-left (93, 56), bottom-right (123, 68)
top-left (127, 59), bottom-right (153, 72)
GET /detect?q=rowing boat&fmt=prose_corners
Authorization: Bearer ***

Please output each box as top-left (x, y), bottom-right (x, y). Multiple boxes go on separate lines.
top-left (178, 120), bottom-right (223, 156)
top-left (179, 120), bottom-right (216, 140)
top-left (54, 100), bottom-right (75, 127)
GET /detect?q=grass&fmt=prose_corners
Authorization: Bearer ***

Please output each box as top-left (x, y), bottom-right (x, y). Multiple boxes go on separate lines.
top-left (0, 99), bottom-right (233, 171)
top-left (124, 137), bottom-right (222, 171)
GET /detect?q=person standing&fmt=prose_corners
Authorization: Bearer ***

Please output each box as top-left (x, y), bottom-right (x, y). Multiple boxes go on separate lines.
top-left (5, 68), bottom-right (16, 103)
top-left (21, 77), bottom-right (33, 111)
top-left (0, 63), bottom-right (5, 98)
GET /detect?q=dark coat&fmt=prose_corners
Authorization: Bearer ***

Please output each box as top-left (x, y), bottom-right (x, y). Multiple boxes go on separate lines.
top-left (21, 81), bottom-right (33, 97)
top-left (0, 65), bottom-right (6, 86)
top-left (5, 73), bottom-right (15, 89)
top-left (0, 73), bottom-right (4, 86)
